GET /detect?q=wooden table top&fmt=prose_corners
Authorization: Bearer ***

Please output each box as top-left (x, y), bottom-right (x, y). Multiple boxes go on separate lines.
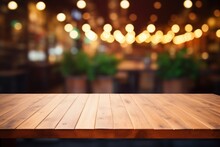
top-left (0, 94), bottom-right (220, 139)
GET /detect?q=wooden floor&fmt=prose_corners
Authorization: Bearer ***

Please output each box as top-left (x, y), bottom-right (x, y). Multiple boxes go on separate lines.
top-left (0, 94), bottom-right (220, 138)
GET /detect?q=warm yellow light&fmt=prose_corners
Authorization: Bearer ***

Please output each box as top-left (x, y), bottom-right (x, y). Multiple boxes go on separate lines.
top-left (195, 0), bottom-right (202, 8)
top-left (201, 24), bottom-right (209, 32)
top-left (214, 9), bottom-right (220, 17)
top-left (173, 35), bottom-right (185, 45)
top-left (77, 0), bottom-right (86, 9)
top-left (184, 32), bottom-right (194, 41)
top-left (171, 24), bottom-right (180, 33)
top-left (8, 1), bottom-right (18, 10)
top-left (184, 0), bottom-right (193, 9)
top-left (69, 30), bottom-right (79, 39)
top-left (201, 52), bottom-right (209, 60)
top-left (14, 22), bottom-right (22, 30)
top-left (207, 17), bottom-right (216, 27)
top-left (147, 24), bottom-right (156, 33)
top-left (167, 31), bottom-right (175, 38)
top-left (113, 30), bottom-right (125, 44)
top-left (109, 13), bottom-right (118, 20)
top-left (189, 12), bottom-right (197, 21)
top-left (154, 1), bottom-right (162, 10)
top-left (120, 0), bottom-right (130, 9)
top-left (107, 35), bottom-right (115, 43)
top-left (129, 13), bottom-right (137, 21)
top-left (36, 1), bottom-right (46, 11)
top-left (136, 31), bottom-right (150, 43)
top-left (125, 32), bottom-right (136, 44)
top-left (103, 24), bottom-right (112, 32)
top-left (101, 32), bottom-right (111, 41)
top-left (82, 24), bottom-right (91, 32)
top-left (57, 13), bottom-right (66, 22)
top-left (194, 29), bottom-right (203, 38)
top-left (150, 14), bottom-right (158, 23)
top-left (185, 24), bottom-right (193, 32)
top-left (216, 29), bottom-right (220, 38)
top-left (85, 30), bottom-right (98, 41)
top-left (64, 24), bottom-right (73, 32)
top-left (125, 24), bottom-right (134, 33)
top-left (83, 12), bottom-right (91, 20)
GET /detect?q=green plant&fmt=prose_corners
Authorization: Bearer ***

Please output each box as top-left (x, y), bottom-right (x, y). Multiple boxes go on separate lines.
top-left (59, 51), bottom-right (90, 77)
top-left (88, 53), bottom-right (119, 81)
top-left (157, 48), bottom-right (199, 80)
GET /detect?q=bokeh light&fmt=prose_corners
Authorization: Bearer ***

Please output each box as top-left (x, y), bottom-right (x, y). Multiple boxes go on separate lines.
top-left (120, 0), bottom-right (130, 9)
top-left (77, 0), bottom-right (86, 9)
top-left (57, 13), bottom-right (66, 22)
top-left (8, 1), bottom-right (18, 10)
top-left (171, 24), bottom-right (180, 33)
top-left (183, 0), bottom-right (193, 9)
top-left (64, 24), bottom-right (73, 32)
top-left (147, 24), bottom-right (156, 33)
top-left (36, 1), bottom-right (46, 11)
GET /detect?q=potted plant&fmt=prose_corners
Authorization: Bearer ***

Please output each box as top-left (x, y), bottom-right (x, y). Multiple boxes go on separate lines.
top-left (157, 48), bottom-right (199, 93)
top-left (88, 52), bottom-right (119, 93)
top-left (59, 51), bottom-right (89, 93)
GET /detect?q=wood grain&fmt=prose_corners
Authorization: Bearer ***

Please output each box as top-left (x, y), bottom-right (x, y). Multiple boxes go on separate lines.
top-left (0, 94), bottom-right (220, 139)
top-left (95, 94), bottom-right (113, 129)
top-left (75, 94), bottom-right (99, 129)
top-left (56, 94), bottom-right (88, 129)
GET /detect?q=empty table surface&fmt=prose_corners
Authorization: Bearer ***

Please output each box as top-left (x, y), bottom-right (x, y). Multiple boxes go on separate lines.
top-left (0, 94), bottom-right (220, 138)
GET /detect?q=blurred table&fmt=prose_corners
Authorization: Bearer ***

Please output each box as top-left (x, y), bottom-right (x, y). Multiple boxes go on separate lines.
top-left (0, 94), bottom-right (220, 139)
top-left (117, 60), bottom-right (146, 92)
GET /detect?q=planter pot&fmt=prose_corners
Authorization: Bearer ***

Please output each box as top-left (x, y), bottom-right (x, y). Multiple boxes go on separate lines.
top-left (163, 78), bottom-right (194, 93)
top-left (91, 76), bottom-right (114, 93)
top-left (65, 76), bottom-right (87, 93)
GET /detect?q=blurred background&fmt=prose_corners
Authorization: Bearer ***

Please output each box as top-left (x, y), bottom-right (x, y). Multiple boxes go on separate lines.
top-left (0, 0), bottom-right (219, 94)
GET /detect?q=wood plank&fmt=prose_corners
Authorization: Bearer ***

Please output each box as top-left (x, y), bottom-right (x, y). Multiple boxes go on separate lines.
top-left (95, 94), bottom-right (113, 129)
top-left (120, 94), bottom-right (152, 129)
top-left (180, 94), bottom-right (220, 117)
top-left (131, 95), bottom-right (172, 129)
top-left (0, 94), bottom-right (46, 126)
top-left (56, 94), bottom-right (89, 129)
top-left (110, 94), bottom-right (133, 129)
top-left (139, 94), bottom-right (209, 129)
top-left (18, 94), bottom-right (67, 129)
top-left (37, 94), bottom-right (77, 129)
top-left (75, 94), bottom-right (99, 129)
top-left (0, 95), bottom-right (55, 129)
top-left (0, 94), bottom-right (37, 116)
top-left (161, 94), bottom-right (220, 129)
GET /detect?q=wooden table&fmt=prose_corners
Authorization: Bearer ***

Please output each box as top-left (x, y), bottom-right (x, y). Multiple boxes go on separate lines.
top-left (0, 94), bottom-right (220, 139)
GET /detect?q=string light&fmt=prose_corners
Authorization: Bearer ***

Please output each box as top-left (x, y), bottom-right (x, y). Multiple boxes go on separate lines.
top-left (216, 29), bottom-right (220, 38)
top-left (77, 0), bottom-right (86, 9)
top-left (154, 1), bottom-right (162, 10)
top-left (147, 24), bottom-right (156, 33)
top-left (194, 29), bottom-right (203, 38)
top-left (185, 24), bottom-right (193, 32)
top-left (201, 24), bottom-right (209, 32)
top-left (82, 24), bottom-right (91, 32)
top-left (57, 13), bottom-right (66, 22)
top-left (125, 24), bottom-right (134, 33)
top-left (64, 24), bottom-right (73, 32)
top-left (103, 24), bottom-right (113, 32)
top-left (8, 1), bottom-right (18, 10)
top-left (120, 0), bottom-right (130, 9)
top-left (70, 30), bottom-right (79, 39)
top-left (183, 0), bottom-right (193, 9)
top-left (171, 24), bottom-right (180, 33)
top-left (36, 1), bottom-right (46, 11)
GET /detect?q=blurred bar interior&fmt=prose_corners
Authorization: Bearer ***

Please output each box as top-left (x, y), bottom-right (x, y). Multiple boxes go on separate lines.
top-left (0, 0), bottom-right (219, 94)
